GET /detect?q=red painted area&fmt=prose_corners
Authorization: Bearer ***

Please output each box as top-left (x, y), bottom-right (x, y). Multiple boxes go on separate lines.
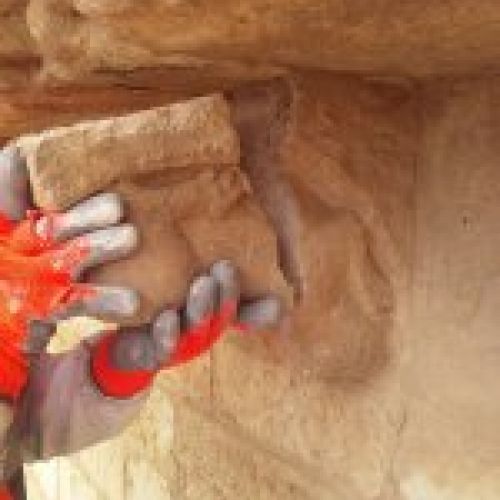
top-left (0, 485), bottom-right (12, 500)
top-left (166, 300), bottom-right (241, 367)
top-left (92, 301), bottom-right (246, 398)
top-left (0, 211), bottom-right (91, 399)
top-left (91, 332), bottom-right (155, 398)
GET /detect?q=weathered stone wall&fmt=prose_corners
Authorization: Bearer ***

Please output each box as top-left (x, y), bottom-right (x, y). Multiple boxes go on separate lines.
top-left (4, 1), bottom-right (500, 143)
top-left (20, 0), bottom-right (500, 80)
top-left (23, 72), bottom-right (415, 499)
top-left (21, 73), bottom-right (500, 500)
top-left (0, 1), bottom-right (495, 499)
top-left (392, 78), bottom-right (500, 499)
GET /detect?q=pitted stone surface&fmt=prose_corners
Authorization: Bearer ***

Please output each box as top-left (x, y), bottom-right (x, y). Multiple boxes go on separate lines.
top-left (17, 94), bottom-right (240, 210)
top-left (21, 74), bottom-right (500, 500)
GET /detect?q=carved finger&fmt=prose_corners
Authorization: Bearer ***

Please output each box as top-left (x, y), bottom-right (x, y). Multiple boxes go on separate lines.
top-left (70, 224), bottom-right (138, 278)
top-left (237, 296), bottom-right (281, 331)
top-left (75, 285), bottom-right (139, 318)
top-left (185, 275), bottom-right (218, 329)
top-left (36, 193), bottom-right (124, 242)
top-left (210, 260), bottom-right (239, 306)
top-left (152, 309), bottom-right (181, 366)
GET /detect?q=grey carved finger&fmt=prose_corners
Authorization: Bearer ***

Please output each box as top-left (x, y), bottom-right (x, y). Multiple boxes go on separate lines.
top-left (0, 146), bottom-right (30, 221)
top-left (107, 308), bottom-right (181, 371)
top-left (152, 309), bottom-right (180, 366)
top-left (36, 193), bottom-right (124, 242)
top-left (237, 296), bottom-right (281, 330)
top-left (72, 224), bottom-right (138, 277)
top-left (111, 325), bottom-right (157, 371)
top-left (210, 260), bottom-right (240, 305)
top-left (185, 275), bottom-right (218, 328)
top-left (71, 286), bottom-right (139, 319)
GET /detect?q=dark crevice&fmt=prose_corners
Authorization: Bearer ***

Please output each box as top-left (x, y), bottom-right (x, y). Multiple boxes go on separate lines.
top-left (228, 78), bottom-right (303, 303)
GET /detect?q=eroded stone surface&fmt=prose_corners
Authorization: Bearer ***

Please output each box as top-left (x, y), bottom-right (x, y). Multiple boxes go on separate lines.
top-left (21, 74), bottom-right (414, 499)
top-left (17, 0), bottom-right (500, 82)
top-left (391, 78), bottom-right (500, 500)
top-left (231, 75), bottom-right (415, 381)
top-left (91, 169), bottom-right (292, 324)
top-left (2, 1), bottom-right (500, 85)
top-left (22, 73), bottom-right (500, 500)
top-left (17, 92), bottom-right (291, 325)
top-left (18, 94), bottom-right (240, 210)
top-left (4, 1), bottom-right (500, 150)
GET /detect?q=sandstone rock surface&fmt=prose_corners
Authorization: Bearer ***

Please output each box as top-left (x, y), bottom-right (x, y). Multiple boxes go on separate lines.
top-left (17, 94), bottom-right (240, 210)
top-left (93, 172), bottom-right (292, 324)
top-left (155, 74), bottom-right (500, 500)
top-left (22, 73), bottom-right (413, 498)
top-left (18, 93), bottom-right (291, 323)
top-left (3, 0), bottom-right (500, 156)
top-left (390, 78), bottom-right (500, 500)
top-left (21, 0), bottom-right (500, 81)
top-left (5, 2), bottom-right (500, 496)
top-left (3, 1), bottom-right (500, 149)
top-left (20, 72), bottom-right (500, 500)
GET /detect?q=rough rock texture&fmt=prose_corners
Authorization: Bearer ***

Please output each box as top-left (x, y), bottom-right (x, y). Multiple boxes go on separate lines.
top-left (6, 4), bottom-right (500, 496)
top-left (230, 76), bottom-right (414, 382)
top-left (95, 173), bottom-right (292, 324)
top-left (17, 94), bottom-right (240, 209)
top-left (4, 1), bottom-right (500, 143)
top-left (20, 0), bottom-right (500, 81)
top-left (18, 93), bottom-right (291, 323)
top-left (0, 68), bottom-right (275, 143)
top-left (21, 71), bottom-right (500, 500)
top-left (391, 78), bottom-right (500, 500)
top-left (24, 73), bottom-right (415, 499)
top-left (179, 74), bottom-right (414, 499)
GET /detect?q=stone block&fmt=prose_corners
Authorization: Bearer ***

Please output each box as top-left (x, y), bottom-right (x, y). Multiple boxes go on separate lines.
top-left (18, 94), bottom-right (240, 210)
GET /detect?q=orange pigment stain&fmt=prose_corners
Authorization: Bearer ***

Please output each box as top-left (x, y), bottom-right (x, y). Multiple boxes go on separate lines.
top-left (0, 211), bottom-right (92, 399)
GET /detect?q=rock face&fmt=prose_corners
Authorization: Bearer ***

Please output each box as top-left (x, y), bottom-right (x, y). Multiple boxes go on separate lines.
top-left (3, 2), bottom-right (500, 499)
top-left (22, 73), bottom-right (415, 498)
top-left (21, 0), bottom-right (500, 81)
top-left (392, 78), bottom-right (500, 500)
top-left (22, 72), bottom-right (500, 500)
top-left (3, 1), bottom-right (500, 145)
top-left (18, 94), bottom-right (240, 210)
top-left (19, 93), bottom-right (291, 323)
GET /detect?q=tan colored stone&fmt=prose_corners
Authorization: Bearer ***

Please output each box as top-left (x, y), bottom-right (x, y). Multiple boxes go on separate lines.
top-left (179, 197), bottom-right (292, 300)
top-left (73, 0), bottom-right (136, 16)
top-left (2, 0), bottom-right (500, 150)
top-left (18, 94), bottom-right (240, 210)
top-left (164, 395), bottom-right (342, 500)
top-left (14, 89), bottom-right (291, 324)
top-left (0, 83), bottom-right (190, 144)
top-left (230, 75), bottom-right (415, 381)
top-left (21, 0), bottom-right (500, 83)
top-left (157, 74), bottom-right (412, 499)
top-left (212, 338), bottom-right (404, 499)
top-left (90, 168), bottom-right (292, 324)
top-left (24, 74), bottom-right (413, 500)
top-left (23, 71), bottom-right (500, 500)
top-left (90, 180), bottom-right (198, 324)
top-left (391, 78), bottom-right (500, 500)
top-left (0, 1), bottom-right (32, 55)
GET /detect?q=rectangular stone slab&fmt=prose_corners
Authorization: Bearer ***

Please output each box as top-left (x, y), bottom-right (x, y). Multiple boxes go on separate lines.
top-left (17, 94), bottom-right (240, 210)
